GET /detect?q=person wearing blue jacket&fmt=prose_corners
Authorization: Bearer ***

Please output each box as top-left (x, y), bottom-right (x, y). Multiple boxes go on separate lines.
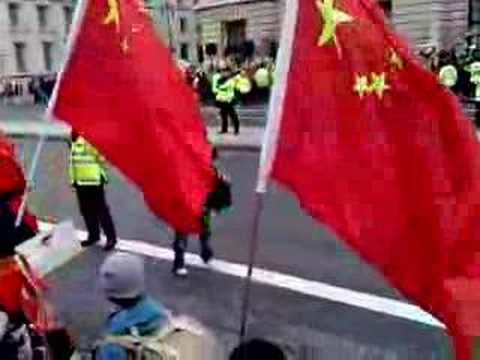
top-left (96, 252), bottom-right (170, 360)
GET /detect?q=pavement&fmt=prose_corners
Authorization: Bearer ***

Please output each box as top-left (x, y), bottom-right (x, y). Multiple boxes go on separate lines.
top-left (0, 103), bottom-right (268, 125)
top-left (0, 118), bottom-right (264, 151)
top-left (0, 104), bottom-right (266, 150)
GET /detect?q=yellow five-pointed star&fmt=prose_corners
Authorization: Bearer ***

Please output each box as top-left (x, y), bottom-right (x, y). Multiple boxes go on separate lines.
top-left (354, 75), bottom-right (369, 98)
top-left (103, 0), bottom-right (120, 32)
top-left (316, 0), bottom-right (353, 48)
top-left (370, 73), bottom-right (390, 98)
top-left (389, 49), bottom-right (404, 71)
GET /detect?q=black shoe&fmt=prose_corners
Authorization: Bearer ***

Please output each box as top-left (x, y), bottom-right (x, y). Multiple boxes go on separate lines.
top-left (201, 248), bottom-right (214, 264)
top-left (104, 239), bottom-right (117, 251)
top-left (81, 238), bottom-right (99, 248)
top-left (218, 130), bottom-right (228, 134)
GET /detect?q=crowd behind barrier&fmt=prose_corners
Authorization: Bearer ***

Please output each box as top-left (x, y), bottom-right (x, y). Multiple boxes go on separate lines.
top-left (0, 74), bottom-right (56, 106)
top-left (417, 44), bottom-right (480, 125)
top-left (179, 57), bottom-right (276, 106)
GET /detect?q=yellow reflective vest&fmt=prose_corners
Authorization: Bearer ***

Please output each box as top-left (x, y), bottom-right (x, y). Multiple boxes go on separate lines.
top-left (234, 74), bottom-right (252, 94)
top-left (211, 73), bottom-right (222, 95)
top-left (254, 67), bottom-right (271, 88)
top-left (465, 61), bottom-right (480, 98)
top-left (214, 77), bottom-right (236, 103)
top-left (438, 65), bottom-right (458, 88)
top-left (69, 137), bottom-right (107, 186)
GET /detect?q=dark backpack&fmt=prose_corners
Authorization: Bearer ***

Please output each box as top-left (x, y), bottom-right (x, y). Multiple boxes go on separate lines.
top-left (206, 170), bottom-right (232, 213)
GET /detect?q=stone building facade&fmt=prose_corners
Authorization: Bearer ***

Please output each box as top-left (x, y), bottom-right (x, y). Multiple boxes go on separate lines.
top-left (174, 0), bottom-right (199, 63)
top-left (0, 0), bottom-right (75, 76)
top-left (193, 0), bottom-right (475, 64)
top-left (392, 0), bottom-right (470, 49)
top-left (194, 0), bottom-right (285, 59)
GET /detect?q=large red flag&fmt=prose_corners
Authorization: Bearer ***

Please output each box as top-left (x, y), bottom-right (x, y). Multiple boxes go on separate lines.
top-left (258, 0), bottom-right (480, 358)
top-left (49, 0), bottom-right (215, 233)
top-left (0, 132), bottom-right (25, 197)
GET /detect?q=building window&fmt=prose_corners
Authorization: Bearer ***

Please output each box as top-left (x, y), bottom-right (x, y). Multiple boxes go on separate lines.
top-left (13, 42), bottom-right (26, 73)
top-left (8, 3), bottom-right (20, 28)
top-left (37, 5), bottom-right (49, 29)
top-left (180, 43), bottom-right (189, 60)
top-left (197, 44), bottom-right (204, 63)
top-left (378, 0), bottom-right (392, 18)
top-left (470, 0), bottom-right (480, 26)
top-left (225, 19), bottom-right (246, 50)
top-left (64, 6), bottom-right (73, 34)
top-left (179, 17), bottom-right (187, 33)
top-left (196, 23), bottom-right (202, 37)
top-left (42, 41), bottom-right (53, 71)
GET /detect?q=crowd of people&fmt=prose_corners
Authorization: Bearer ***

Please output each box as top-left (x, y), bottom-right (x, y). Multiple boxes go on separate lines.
top-left (418, 45), bottom-right (479, 97)
top-left (0, 75), bottom-right (56, 105)
top-left (178, 58), bottom-right (275, 135)
top-left (183, 58), bottom-right (275, 106)
top-left (5, 48), bottom-right (478, 358)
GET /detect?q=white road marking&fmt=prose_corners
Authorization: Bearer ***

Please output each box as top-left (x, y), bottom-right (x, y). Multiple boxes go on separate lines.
top-left (38, 222), bottom-right (445, 330)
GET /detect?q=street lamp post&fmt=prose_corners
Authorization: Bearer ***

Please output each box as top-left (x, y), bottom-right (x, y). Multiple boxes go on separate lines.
top-left (165, 1), bottom-right (174, 53)
top-left (0, 52), bottom-right (6, 78)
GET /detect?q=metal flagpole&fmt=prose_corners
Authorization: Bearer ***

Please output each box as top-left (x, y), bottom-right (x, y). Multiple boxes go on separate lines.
top-left (237, 0), bottom-right (298, 343)
top-left (15, 91), bottom-right (50, 228)
top-left (239, 190), bottom-right (265, 341)
top-left (15, 0), bottom-right (89, 228)
top-left (14, 136), bottom-right (46, 228)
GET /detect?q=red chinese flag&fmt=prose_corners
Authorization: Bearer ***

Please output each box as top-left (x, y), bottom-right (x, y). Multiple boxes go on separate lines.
top-left (258, 0), bottom-right (480, 358)
top-left (49, 0), bottom-right (215, 233)
top-left (0, 133), bottom-right (25, 197)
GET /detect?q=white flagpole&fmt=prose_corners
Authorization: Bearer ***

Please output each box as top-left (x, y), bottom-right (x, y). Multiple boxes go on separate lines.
top-left (239, 0), bottom-right (300, 341)
top-left (15, 0), bottom-right (89, 228)
top-left (255, 0), bottom-right (299, 194)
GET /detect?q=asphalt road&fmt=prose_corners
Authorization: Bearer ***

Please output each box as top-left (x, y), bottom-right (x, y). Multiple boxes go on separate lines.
top-left (17, 138), bottom-right (393, 297)
top-left (11, 137), bottom-right (453, 358)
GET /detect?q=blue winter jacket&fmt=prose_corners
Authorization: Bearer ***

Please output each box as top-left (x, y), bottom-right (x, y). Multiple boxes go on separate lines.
top-left (96, 296), bottom-right (169, 360)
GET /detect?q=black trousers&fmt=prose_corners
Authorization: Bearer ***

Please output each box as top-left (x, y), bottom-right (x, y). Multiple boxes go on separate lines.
top-left (75, 185), bottom-right (116, 243)
top-left (218, 102), bottom-right (240, 134)
top-left (173, 217), bottom-right (213, 270)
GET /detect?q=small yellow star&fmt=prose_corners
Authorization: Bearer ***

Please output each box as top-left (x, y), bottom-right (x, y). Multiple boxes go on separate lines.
top-left (370, 73), bottom-right (390, 98)
top-left (120, 37), bottom-right (129, 53)
top-left (389, 49), bottom-right (403, 71)
top-left (103, 0), bottom-right (121, 32)
top-left (316, 0), bottom-right (353, 50)
top-left (353, 75), bottom-right (370, 98)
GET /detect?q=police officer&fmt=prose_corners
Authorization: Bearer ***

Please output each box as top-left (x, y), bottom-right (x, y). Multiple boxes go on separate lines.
top-left (254, 63), bottom-right (272, 102)
top-left (212, 65), bottom-right (240, 135)
top-left (69, 131), bottom-right (117, 250)
top-left (438, 51), bottom-right (458, 90)
top-left (465, 49), bottom-right (480, 127)
top-left (233, 69), bottom-right (252, 105)
top-left (465, 58), bottom-right (480, 98)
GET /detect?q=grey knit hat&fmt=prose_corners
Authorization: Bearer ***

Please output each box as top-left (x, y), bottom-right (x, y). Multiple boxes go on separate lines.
top-left (99, 252), bottom-right (146, 299)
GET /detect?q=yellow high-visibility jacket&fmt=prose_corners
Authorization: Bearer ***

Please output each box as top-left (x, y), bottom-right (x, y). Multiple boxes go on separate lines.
top-left (69, 137), bottom-right (107, 186)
